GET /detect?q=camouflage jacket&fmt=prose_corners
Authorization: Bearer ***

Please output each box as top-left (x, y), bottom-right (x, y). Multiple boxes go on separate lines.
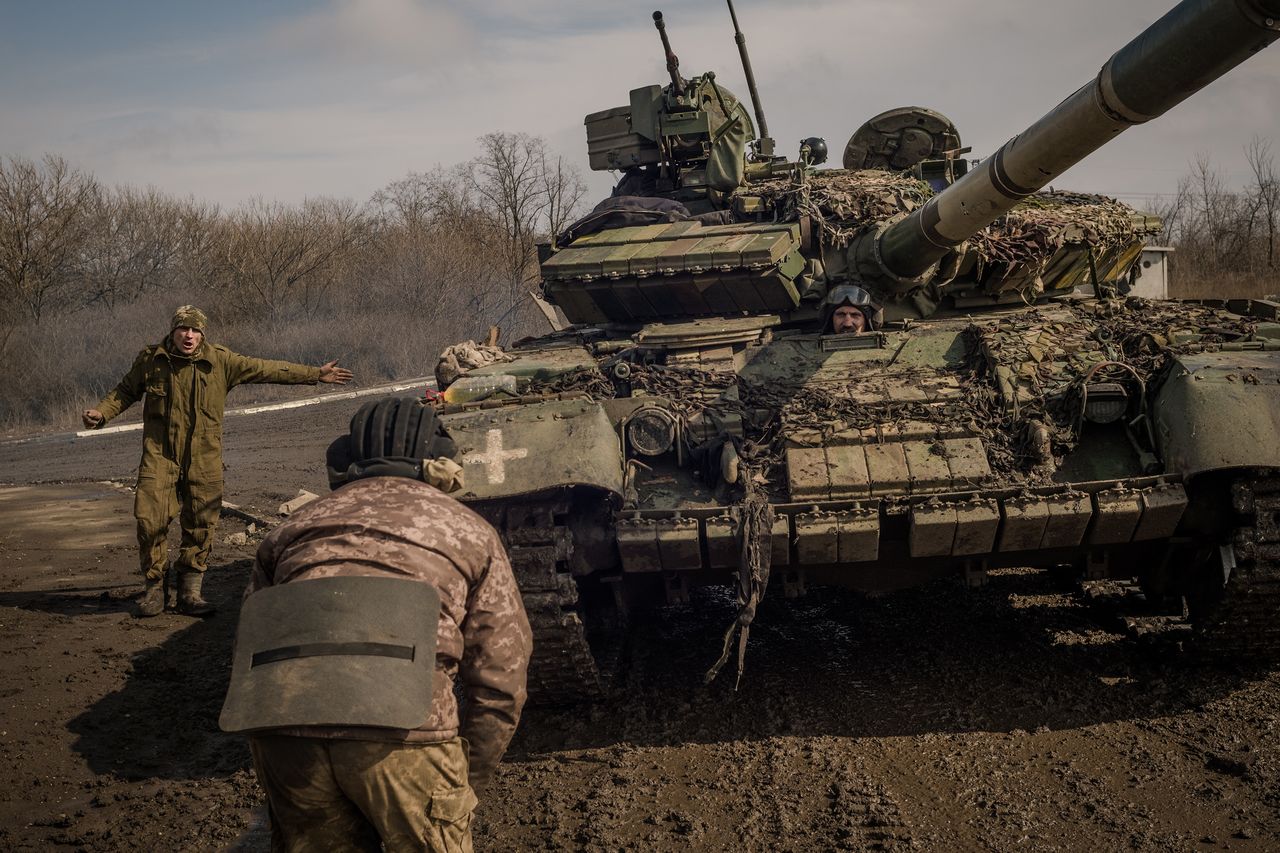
top-left (247, 476), bottom-right (533, 787)
top-left (93, 339), bottom-right (321, 475)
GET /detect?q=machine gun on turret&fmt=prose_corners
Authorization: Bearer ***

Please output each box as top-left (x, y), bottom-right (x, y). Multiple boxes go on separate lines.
top-left (585, 9), bottom-right (763, 207)
top-left (652, 11), bottom-right (686, 98)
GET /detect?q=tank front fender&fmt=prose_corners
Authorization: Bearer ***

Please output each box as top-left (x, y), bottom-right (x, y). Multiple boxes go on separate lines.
top-left (441, 398), bottom-right (623, 500)
top-left (1153, 350), bottom-right (1280, 479)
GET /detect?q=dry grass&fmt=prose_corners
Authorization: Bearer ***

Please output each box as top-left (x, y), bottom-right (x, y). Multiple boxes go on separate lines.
top-left (0, 296), bottom-right (554, 433)
top-left (1168, 270), bottom-right (1279, 301)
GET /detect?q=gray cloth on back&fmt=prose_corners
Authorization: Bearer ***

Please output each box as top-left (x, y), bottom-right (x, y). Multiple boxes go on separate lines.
top-left (558, 195), bottom-right (692, 245)
top-left (219, 576), bottom-right (439, 733)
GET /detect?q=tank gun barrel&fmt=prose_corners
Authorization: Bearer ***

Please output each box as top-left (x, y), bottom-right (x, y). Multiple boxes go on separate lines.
top-left (725, 0), bottom-right (774, 159)
top-left (857, 0), bottom-right (1280, 292)
top-left (652, 11), bottom-right (686, 97)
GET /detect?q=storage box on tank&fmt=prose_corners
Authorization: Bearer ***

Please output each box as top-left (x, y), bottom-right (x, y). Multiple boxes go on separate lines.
top-left (1129, 246), bottom-right (1172, 300)
top-left (585, 106), bottom-right (662, 171)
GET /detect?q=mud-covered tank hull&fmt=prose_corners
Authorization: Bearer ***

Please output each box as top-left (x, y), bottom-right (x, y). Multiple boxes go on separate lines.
top-left (438, 298), bottom-right (1280, 701)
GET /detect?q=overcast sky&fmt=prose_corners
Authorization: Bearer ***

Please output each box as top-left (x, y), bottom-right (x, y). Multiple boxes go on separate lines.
top-left (2, 0), bottom-right (1277, 211)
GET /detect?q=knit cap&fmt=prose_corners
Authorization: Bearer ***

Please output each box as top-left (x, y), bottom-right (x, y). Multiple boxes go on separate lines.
top-left (171, 305), bottom-right (208, 332)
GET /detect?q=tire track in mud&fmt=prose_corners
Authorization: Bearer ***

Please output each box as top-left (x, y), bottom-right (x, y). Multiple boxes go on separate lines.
top-left (3, 407), bottom-right (1279, 850)
top-left (478, 566), bottom-right (1279, 851)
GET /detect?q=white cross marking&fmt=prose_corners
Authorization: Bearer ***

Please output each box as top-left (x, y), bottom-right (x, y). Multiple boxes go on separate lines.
top-left (468, 428), bottom-right (529, 485)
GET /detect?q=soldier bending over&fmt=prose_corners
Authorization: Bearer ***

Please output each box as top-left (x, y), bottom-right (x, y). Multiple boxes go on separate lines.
top-left (221, 396), bottom-right (531, 852)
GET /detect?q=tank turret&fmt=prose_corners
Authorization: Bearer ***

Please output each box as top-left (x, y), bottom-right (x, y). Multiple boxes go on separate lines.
top-left (549, 0), bottom-right (1279, 326)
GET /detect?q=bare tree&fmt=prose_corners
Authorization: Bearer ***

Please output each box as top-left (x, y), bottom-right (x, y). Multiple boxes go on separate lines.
top-left (367, 169), bottom-right (502, 330)
top-left (541, 151), bottom-right (587, 247)
top-left (213, 197), bottom-right (372, 324)
top-left (467, 132), bottom-right (549, 304)
top-left (372, 168), bottom-right (470, 231)
top-left (168, 197), bottom-right (223, 294)
top-left (465, 132), bottom-right (589, 338)
top-left (1191, 154), bottom-right (1228, 270)
top-left (1157, 141), bottom-right (1279, 297)
top-left (78, 185), bottom-right (192, 311)
top-left (1245, 137), bottom-right (1278, 270)
top-left (0, 154), bottom-right (97, 322)
top-left (1154, 177), bottom-right (1191, 247)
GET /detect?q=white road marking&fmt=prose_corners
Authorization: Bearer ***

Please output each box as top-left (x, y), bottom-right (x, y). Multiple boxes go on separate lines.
top-left (466, 429), bottom-right (529, 485)
top-left (70, 377), bottom-right (436, 439)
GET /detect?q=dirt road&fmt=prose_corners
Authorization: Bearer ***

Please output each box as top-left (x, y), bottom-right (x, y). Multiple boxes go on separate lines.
top-left (0, 389), bottom-right (1276, 851)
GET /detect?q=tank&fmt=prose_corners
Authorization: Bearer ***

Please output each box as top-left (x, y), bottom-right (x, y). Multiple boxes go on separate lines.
top-left (434, 0), bottom-right (1280, 701)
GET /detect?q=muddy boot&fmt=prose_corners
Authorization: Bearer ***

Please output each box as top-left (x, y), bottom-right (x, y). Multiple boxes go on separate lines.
top-left (135, 577), bottom-right (164, 618)
top-left (163, 571), bottom-right (179, 612)
top-left (177, 570), bottom-right (216, 617)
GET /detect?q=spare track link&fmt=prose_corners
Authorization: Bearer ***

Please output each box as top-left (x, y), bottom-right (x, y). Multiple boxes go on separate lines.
top-left (1195, 473), bottom-right (1280, 658)
top-left (499, 505), bottom-right (603, 703)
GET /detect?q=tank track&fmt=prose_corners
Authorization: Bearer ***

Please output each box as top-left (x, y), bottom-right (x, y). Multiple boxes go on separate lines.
top-left (497, 507), bottom-right (604, 704)
top-left (1192, 472), bottom-right (1280, 657)
top-left (1077, 473), bottom-right (1280, 658)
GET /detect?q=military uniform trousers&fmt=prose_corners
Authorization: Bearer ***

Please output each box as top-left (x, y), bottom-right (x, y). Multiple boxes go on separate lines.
top-left (250, 734), bottom-right (478, 853)
top-left (135, 452), bottom-right (222, 582)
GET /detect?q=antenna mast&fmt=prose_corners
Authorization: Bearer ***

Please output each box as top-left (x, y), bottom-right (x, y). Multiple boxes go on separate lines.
top-left (726, 0), bottom-right (774, 158)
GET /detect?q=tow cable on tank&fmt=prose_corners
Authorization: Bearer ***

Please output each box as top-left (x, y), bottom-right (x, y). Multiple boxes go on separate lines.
top-left (704, 472), bottom-right (775, 688)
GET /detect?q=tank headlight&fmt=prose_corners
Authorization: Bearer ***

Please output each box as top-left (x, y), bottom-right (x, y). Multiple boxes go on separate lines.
top-left (626, 406), bottom-right (677, 456)
top-left (1083, 382), bottom-right (1129, 424)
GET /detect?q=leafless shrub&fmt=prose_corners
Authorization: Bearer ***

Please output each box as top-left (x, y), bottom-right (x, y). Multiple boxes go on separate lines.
top-left (1160, 140), bottom-right (1279, 298)
top-left (366, 167), bottom-right (505, 336)
top-left (210, 196), bottom-right (373, 325)
top-left (0, 299), bottom-right (179, 429)
top-left (0, 154), bottom-right (98, 332)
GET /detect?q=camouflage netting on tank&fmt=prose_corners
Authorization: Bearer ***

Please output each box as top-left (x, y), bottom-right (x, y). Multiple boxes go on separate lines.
top-left (971, 298), bottom-right (1257, 468)
top-left (740, 171), bottom-right (1155, 280)
top-left (969, 191), bottom-right (1161, 276)
top-left (519, 297), bottom-right (1259, 490)
top-left (524, 366), bottom-right (615, 399)
top-left (740, 170), bottom-right (931, 248)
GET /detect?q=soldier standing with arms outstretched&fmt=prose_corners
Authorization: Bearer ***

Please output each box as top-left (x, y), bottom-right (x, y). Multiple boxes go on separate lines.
top-left (82, 305), bottom-right (353, 617)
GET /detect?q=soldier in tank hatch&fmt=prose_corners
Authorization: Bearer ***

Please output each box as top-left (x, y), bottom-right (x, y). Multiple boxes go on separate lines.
top-left (221, 396), bottom-right (531, 852)
top-left (821, 283), bottom-right (883, 334)
top-left (81, 305), bottom-right (353, 617)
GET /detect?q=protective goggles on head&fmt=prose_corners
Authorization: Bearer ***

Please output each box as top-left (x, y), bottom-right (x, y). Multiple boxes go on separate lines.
top-left (824, 284), bottom-right (875, 307)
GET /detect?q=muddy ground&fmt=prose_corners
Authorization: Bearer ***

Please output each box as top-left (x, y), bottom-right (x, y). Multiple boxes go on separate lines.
top-left (0, 391), bottom-right (1277, 851)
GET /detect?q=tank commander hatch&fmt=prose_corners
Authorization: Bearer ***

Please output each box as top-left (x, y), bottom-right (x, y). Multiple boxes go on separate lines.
top-left (220, 396), bottom-right (532, 852)
top-left (820, 284), bottom-right (883, 334)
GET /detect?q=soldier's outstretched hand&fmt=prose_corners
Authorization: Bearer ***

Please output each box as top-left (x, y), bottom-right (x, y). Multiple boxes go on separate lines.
top-left (319, 360), bottom-right (354, 384)
top-left (82, 409), bottom-right (105, 429)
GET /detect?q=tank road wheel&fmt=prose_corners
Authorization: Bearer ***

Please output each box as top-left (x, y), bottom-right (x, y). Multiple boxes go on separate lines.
top-left (1186, 472), bottom-right (1280, 659)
